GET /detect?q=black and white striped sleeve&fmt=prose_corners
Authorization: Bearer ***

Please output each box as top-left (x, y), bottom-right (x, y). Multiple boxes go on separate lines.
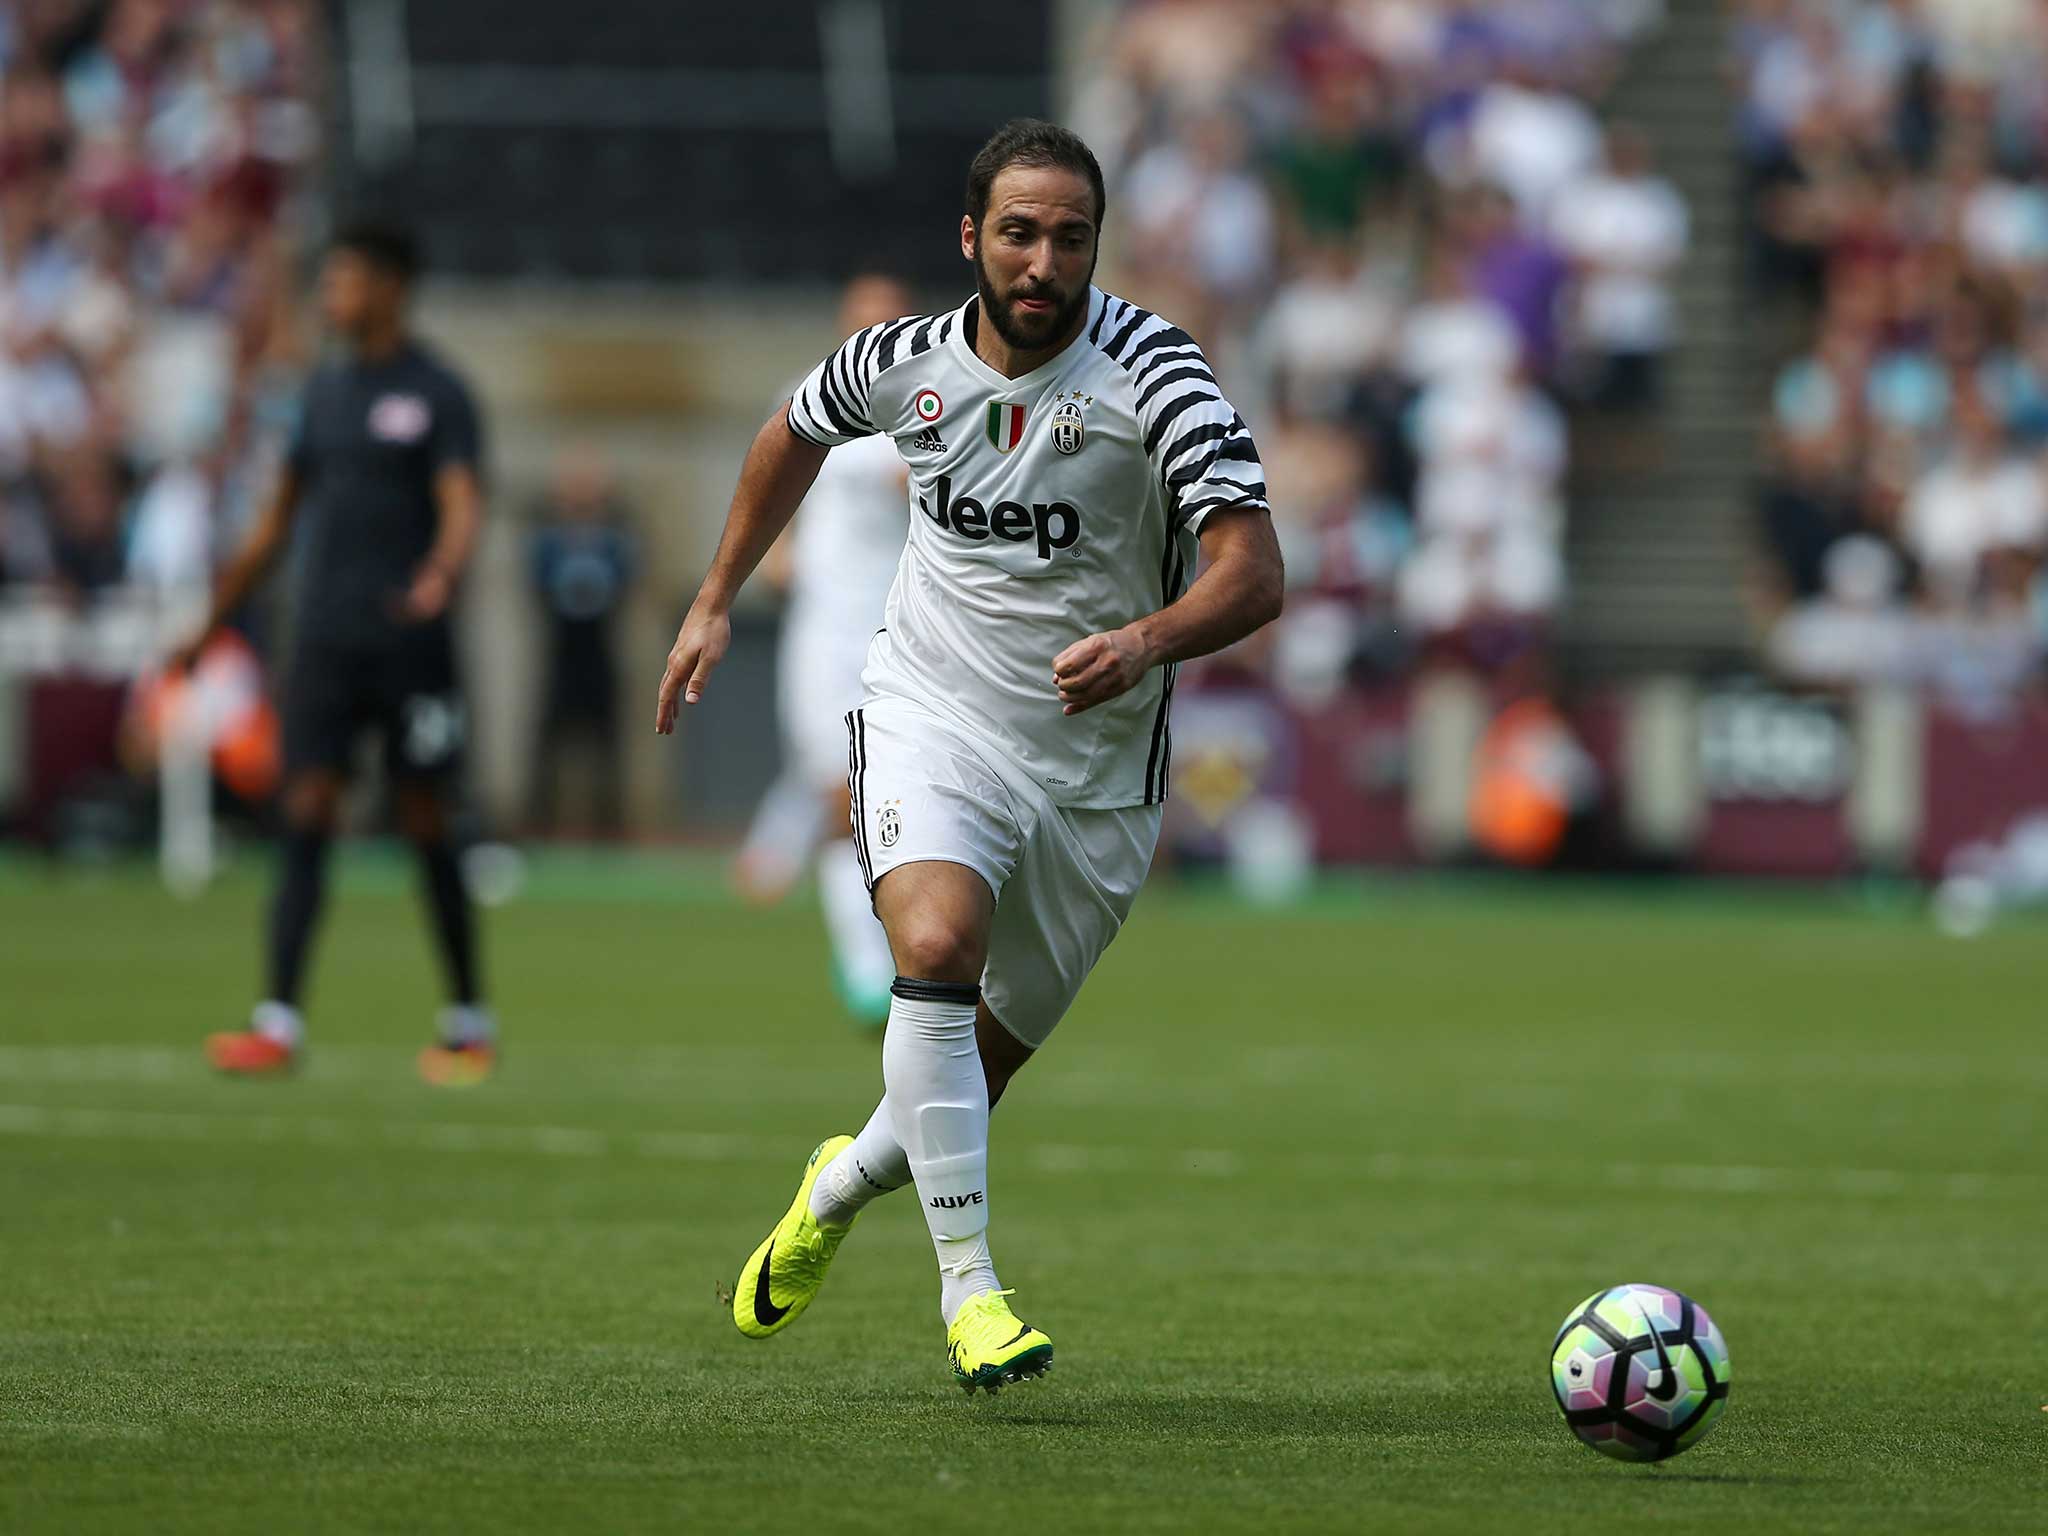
top-left (1105, 310), bottom-right (1268, 533)
top-left (787, 316), bottom-right (930, 447)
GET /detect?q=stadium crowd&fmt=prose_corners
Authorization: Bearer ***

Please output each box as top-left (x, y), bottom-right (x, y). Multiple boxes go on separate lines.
top-left (1076, 0), bottom-right (1685, 692)
top-left (1741, 0), bottom-right (2048, 702)
top-left (0, 0), bottom-right (316, 602)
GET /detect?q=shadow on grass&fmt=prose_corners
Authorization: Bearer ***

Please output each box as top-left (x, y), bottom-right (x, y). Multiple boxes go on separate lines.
top-left (970, 1389), bottom-right (1503, 1442)
top-left (969, 1391), bottom-right (1816, 1492)
top-left (1624, 1472), bottom-right (1816, 1486)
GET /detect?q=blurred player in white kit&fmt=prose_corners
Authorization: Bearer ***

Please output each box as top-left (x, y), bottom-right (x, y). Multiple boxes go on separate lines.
top-left (735, 276), bottom-right (916, 1027)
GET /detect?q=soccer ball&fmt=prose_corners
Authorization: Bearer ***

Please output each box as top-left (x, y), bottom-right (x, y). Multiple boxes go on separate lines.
top-left (1550, 1284), bottom-right (1730, 1462)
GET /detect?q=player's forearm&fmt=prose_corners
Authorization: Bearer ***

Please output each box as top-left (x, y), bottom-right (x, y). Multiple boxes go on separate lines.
top-left (424, 467), bottom-right (483, 577)
top-left (1129, 521), bottom-right (1284, 668)
top-left (196, 544), bottom-right (273, 639)
top-left (193, 486), bottom-right (294, 639)
top-left (691, 408), bottom-right (830, 614)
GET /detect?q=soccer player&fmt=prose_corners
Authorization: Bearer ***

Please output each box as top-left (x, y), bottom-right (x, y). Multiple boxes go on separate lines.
top-left (655, 120), bottom-right (1282, 1391)
top-left (734, 273), bottom-right (916, 1027)
top-left (177, 221), bottom-right (495, 1084)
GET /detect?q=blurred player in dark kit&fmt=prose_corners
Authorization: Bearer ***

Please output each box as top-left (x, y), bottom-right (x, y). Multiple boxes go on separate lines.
top-left (178, 221), bottom-right (495, 1085)
top-left (528, 444), bottom-right (637, 838)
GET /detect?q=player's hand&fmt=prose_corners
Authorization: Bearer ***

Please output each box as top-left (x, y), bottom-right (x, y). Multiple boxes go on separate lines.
top-left (1052, 625), bottom-right (1154, 716)
top-left (401, 565), bottom-right (453, 623)
top-left (655, 605), bottom-right (731, 734)
top-left (166, 635), bottom-right (206, 676)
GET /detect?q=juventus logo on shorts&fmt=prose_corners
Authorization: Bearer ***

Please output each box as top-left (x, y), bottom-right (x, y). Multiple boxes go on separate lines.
top-left (878, 802), bottom-right (902, 849)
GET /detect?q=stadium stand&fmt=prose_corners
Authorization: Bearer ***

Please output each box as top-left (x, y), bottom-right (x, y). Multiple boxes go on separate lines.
top-left (1739, 0), bottom-right (2048, 706)
top-left (1072, 0), bottom-right (1682, 683)
top-left (0, 0), bottom-right (316, 599)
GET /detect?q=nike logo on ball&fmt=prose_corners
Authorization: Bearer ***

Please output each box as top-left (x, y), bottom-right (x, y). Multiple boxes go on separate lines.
top-left (1639, 1297), bottom-right (1681, 1402)
top-left (753, 1242), bottom-right (791, 1327)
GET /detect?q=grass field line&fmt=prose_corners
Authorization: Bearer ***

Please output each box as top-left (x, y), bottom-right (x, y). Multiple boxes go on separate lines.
top-left (7, 1042), bottom-right (2044, 1097)
top-left (1, 1099), bottom-right (2037, 1207)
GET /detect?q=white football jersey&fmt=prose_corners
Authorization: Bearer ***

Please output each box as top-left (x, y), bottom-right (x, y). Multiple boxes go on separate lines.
top-left (787, 287), bottom-right (1267, 809)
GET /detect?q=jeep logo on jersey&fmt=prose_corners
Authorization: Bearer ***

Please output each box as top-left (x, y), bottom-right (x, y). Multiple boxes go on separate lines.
top-left (985, 401), bottom-right (1026, 453)
top-left (918, 475), bottom-right (1080, 561)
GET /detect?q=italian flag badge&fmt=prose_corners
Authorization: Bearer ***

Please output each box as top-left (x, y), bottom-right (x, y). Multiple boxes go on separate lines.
top-left (985, 401), bottom-right (1027, 453)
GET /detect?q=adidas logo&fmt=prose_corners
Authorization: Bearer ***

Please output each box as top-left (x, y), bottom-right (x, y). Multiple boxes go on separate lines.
top-left (911, 425), bottom-right (946, 452)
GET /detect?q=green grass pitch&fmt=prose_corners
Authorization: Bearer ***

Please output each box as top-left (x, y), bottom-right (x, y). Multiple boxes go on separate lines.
top-left (1, 851), bottom-right (2042, 1533)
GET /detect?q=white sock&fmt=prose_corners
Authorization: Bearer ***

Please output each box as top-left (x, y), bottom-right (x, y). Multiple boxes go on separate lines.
top-left (882, 978), bottom-right (1001, 1323)
top-left (937, 1230), bottom-right (1000, 1326)
top-left (818, 841), bottom-right (894, 1011)
top-left (251, 1000), bottom-right (303, 1048)
top-left (438, 1004), bottom-right (496, 1047)
top-left (808, 1100), bottom-right (912, 1226)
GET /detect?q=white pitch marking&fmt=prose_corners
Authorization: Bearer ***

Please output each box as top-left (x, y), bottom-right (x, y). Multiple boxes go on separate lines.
top-left (0, 1102), bottom-right (2037, 1205)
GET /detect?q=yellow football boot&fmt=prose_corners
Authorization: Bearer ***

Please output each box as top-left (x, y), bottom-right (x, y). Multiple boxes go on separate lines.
top-left (732, 1135), bottom-right (855, 1339)
top-left (946, 1289), bottom-right (1053, 1395)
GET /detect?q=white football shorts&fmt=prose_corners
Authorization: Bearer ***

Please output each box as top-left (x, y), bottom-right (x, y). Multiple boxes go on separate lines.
top-left (844, 697), bottom-right (1161, 1049)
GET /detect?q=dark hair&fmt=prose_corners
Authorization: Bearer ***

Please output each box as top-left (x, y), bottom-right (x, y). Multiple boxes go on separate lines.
top-left (330, 219), bottom-right (420, 284)
top-left (965, 119), bottom-right (1106, 232)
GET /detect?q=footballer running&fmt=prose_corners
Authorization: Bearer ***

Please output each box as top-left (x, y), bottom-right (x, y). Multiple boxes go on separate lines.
top-left (655, 120), bottom-right (1283, 1392)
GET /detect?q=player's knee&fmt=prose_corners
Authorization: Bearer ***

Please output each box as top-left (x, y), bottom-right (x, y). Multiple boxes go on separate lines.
top-left (890, 918), bottom-right (984, 985)
top-left (394, 787), bottom-right (449, 846)
top-left (281, 777), bottom-right (339, 834)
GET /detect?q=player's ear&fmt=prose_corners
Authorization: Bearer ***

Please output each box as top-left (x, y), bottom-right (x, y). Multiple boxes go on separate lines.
top-left (960, 215), bottom-right (977, 263)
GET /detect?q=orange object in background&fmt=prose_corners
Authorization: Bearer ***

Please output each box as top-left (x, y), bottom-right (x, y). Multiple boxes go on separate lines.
top-left (1469, 696), bottom-right (1594, 867)
top-left (133, 633), bottom-right (281, 804)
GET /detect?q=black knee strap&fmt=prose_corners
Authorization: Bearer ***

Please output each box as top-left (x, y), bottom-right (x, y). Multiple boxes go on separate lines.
top-left (890, 976), bottom-right (981, 1006)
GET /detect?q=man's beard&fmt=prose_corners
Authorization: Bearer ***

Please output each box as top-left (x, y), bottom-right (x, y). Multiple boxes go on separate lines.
top-left (974, 243), bottom-right (1093, 352)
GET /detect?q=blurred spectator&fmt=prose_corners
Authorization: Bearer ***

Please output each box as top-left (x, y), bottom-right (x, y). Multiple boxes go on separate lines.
top-left (527, 445), bottom-right (637, 838)
top-left (1458, 58), bottom-right (1603, 226)
top-left (1400, 363), bottom-right (1567, 649)
top-left (1740, 0), bottom-right (2048, 699)
top-left (1123, 108), bottom-right (1276, 338)
top-left (1399, 241), bottom-right (1521, 387)
top-left (1552, 123), bottom-right (1689, 408)
top-left (1074, 0), bottom-right (1671, 694)
top-left (1255, 238), bottom-right (1400, 422)
top-left (1268, 68), bottom-right (1405, 254)
top-left (1766, 532), bottom-right (1911, 686)
top-left (1901, 383), bottom-right (2045, 612)
top-left (1756, 425), bottom-right (1869, 604)
top-left (0, 0), bottom-right (316, 608)
top-left (1458, 180), bottom-right (1570, 383)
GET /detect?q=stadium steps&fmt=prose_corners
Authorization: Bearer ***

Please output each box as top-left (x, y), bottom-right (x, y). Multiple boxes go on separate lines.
top-left (1560, 1), bottom-right (1761, 676)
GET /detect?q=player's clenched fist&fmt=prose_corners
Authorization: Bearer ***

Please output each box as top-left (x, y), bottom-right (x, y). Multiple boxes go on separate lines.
top-left (1052, 626), bottom-right (1153, 716)
top-left (655, 607), bottom-right (731, 733)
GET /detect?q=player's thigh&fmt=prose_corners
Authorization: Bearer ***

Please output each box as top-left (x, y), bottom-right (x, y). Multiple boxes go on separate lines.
top-left (280, 767), bottom-right (344, 831)
top-left (982, 802), bottom-right (1163, 1050)
top-left (390, 776), bottom-right (452, 843)
top-left (851, 701), bottom-right (1021, 974)
top-left (872, 859), bottom-right (996, 982)
top-left (823, 779), bottom-right (852, 834)
top-left (280, 647), bottom-right (369, 782)
top-left (379, 631), bottom-right (468, 784)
